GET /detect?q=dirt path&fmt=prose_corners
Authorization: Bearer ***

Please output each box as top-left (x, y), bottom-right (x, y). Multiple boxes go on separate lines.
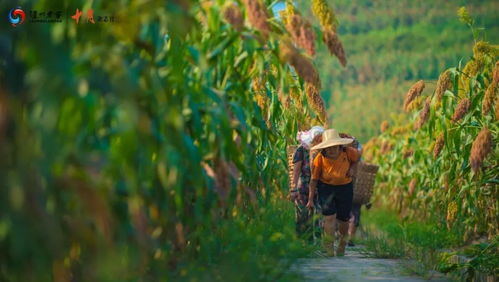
top-left (293, 246), bottom-right (450, 281)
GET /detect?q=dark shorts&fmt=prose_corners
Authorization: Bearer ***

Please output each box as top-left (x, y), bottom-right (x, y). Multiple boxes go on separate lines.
top-left (317, 181), bottom-right (353, 222)
top-left (350, 203), bottom-right (361, 227)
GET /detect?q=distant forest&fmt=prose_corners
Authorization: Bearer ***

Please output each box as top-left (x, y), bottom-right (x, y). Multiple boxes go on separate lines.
top-left (298, 0), bottom-right (499, 141)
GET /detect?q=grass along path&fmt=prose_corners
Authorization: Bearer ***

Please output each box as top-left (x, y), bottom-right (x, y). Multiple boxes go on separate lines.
top-left (293, 245), bottom-right (450, 282)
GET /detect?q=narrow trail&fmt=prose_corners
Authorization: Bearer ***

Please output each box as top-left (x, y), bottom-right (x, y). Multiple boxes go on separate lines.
top-left (293, 245), bottom-right (450, 282)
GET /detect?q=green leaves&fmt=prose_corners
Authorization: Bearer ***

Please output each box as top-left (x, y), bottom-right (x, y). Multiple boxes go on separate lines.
top-left (369, 34), bottom-right (498, 244)
top-left (1, 0), bottom-right (326, 279)
top-left (207, 34), bottom-right (238, 61)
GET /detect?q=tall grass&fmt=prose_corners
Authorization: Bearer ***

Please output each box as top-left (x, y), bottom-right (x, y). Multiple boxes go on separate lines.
top-left (172, 199), bottom-right (312, 281)
top-left (360, 208), bottom-right (498, 280)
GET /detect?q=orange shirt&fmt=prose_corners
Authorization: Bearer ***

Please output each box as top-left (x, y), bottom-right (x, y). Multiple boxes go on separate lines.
top-left (311, 147), bottom-right (360, 185)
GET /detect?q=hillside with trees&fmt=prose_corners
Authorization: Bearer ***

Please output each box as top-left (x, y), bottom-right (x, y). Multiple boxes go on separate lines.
top-left (297, 0), bottom-right (499, 141)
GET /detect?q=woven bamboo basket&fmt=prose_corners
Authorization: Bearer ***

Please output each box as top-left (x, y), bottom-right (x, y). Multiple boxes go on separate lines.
top-left (286, 145), bottom-right (299, 188)
top-left (352, 161), bottom-right (379, 204)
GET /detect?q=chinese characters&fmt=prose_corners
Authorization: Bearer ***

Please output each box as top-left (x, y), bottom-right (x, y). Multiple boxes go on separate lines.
top-left (71, 8), bottom-right (116, 24)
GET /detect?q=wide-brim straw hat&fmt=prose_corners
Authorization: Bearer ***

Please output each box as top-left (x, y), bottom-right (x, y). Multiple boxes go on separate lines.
top-left (311, 129), bottom-right (353, 150)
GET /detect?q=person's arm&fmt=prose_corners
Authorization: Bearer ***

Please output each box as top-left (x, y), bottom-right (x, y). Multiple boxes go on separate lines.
top-left (346, 147), bottom-right (360, 177)
top-left (306, 179), bottom-right (318, 209)
top-left (307, 154), bottom-right (321, 208)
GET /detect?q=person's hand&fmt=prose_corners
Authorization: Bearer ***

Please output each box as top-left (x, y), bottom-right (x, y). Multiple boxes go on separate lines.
top-left (365, 202), bottom-right (372, 210)
top-left (306, 199), bottom-right (314, 210)
top-left (288, 189), bottom-right (298, 202)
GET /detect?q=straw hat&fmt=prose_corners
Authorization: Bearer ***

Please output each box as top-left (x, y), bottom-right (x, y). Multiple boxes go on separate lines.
top-left (310, 129), bottom-right (353, 150)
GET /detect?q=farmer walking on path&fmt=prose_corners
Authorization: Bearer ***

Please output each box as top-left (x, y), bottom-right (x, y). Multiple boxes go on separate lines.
top-left (306, 129), bottom-right (360, 256)
top-left (290, 126), bottom-right (324, 241)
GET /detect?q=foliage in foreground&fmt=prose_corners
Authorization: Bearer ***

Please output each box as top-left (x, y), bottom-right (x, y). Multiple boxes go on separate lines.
top-left (0, 0), bottom-right (345, 280)
top-left (161, 199), bottom-right (311, 281)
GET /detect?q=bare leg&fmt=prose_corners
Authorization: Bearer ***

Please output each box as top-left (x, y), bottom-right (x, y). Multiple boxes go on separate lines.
top-left (337, 220), bottom-right (349, 256)
top-left (349, 203), bottom-right (361, 245)
top-left (349, 221), bottom-right (357, 242)
top-left (323, 215), bottom-right (336, 256)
